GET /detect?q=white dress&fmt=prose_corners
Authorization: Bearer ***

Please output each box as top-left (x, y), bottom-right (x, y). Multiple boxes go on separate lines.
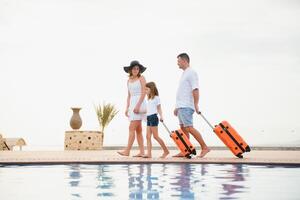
top-left (128, 79), bottom-right (147, 121)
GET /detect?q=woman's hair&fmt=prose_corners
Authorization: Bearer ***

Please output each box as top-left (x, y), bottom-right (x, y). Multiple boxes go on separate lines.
top-left (128, 66), bottom-right (141, 78)
top-left (146, 82), bottom-right (159, 99)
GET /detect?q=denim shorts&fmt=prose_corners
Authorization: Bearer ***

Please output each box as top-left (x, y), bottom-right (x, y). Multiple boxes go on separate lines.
top-left (178, 107), bottom-right (194, 127)
top-left (147, 114), bottom-right (159, 127)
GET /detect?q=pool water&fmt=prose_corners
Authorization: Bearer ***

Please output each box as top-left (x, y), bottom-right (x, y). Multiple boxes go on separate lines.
top-left (0, 164), bottom-right (299, 199)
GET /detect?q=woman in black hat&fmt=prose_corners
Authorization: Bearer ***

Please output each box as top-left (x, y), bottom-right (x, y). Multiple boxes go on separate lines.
top-left (117, 60), bottom-right (147, 157)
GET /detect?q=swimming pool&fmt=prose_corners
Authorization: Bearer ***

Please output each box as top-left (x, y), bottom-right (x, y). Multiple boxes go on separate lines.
top-left (0, 164), bottom-right (299, 199)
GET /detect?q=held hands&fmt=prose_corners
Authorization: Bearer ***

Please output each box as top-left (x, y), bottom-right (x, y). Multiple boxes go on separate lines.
top-left (133, 106), bottom-right (140, 114)
top-left (125, 106), bottom-right (143, 117)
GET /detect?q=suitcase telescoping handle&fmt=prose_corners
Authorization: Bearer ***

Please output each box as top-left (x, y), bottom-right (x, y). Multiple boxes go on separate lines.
top-left (197, 111), bottom-right (215, 130)
top-left (160, 120), bottom-right (172, 136)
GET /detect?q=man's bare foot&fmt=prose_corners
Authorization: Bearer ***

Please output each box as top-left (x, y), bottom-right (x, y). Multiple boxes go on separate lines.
top-left (142, 154), bottom-right (152, 158)
top-left (197, 148), bottom-right (210, 158)
top-left (117, 151), bottom-right (129, 156)
top-left (133, 153), bottom-right (144, 157)
top-left (172, 152), bottom-right (184, 157)
top-left (160, 151), bottom-right (169, 158)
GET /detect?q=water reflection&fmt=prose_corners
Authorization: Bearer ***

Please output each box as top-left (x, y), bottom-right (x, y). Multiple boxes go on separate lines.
top-left (1, 164), bottom-right (299, 200)
top-left (128, 164), bottom-right (160, 199)
top-left (68, 165), bottom-right (82, 198)
top-left (68, 164), bottom-right (116, 198)
top-left (170, 164), bottom-right (195, 199)
top-left (96, 165), bottom-right (115, 197)
top-left (127, 164), bottom-right (210, 199)
top-left (65, 164), bottom-right (250, 199)
top-left (216, 165), bottom-right (248, 199)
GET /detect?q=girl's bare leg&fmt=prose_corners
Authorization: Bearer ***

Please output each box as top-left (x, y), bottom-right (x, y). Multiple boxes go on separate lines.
top-left (151, 127), bottom-right (169, 158)
top-left (143, 127), bottom-right (152, 158)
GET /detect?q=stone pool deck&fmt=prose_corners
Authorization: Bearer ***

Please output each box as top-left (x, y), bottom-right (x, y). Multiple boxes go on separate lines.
top-left (1, 148), bottom-right (300, 165)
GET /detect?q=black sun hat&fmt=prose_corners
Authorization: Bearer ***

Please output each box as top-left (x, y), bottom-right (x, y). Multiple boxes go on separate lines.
top-left (123, 60), bottom-right (146, 74)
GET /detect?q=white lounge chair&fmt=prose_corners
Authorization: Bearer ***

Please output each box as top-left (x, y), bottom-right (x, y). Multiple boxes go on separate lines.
top-left (0, 134), bottom-right (26, 151)
top-left (0, 134), bottom-right (10, 150)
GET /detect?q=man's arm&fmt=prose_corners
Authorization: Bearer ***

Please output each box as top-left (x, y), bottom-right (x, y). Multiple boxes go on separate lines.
top-left (193, 88), bottom-right (199, 113)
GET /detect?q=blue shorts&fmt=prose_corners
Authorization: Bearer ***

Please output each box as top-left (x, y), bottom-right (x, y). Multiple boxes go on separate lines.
top-left (178, 108), bottom-right (194, 127)
top-left (147, 114), bottom-right (159, 126)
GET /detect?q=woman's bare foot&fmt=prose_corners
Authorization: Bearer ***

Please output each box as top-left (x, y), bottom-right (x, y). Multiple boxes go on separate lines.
top-left (133, 153), bottom-right (144, 157)
top-left (197, 148), bottom-right (210, 158)
top-left (117, 151), bottom-right (129, 156)
top-left (142, 154), bottom-right (152, 158)
top-left (160, 151), bottom-right (169, 158)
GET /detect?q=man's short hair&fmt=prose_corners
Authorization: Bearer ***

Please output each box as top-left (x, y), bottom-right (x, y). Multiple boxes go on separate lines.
top-left (177, 53), bottom-right (190, 63)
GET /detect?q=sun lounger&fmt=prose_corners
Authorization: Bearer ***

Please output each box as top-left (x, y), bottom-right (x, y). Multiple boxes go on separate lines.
top-left (0, 134), bottom-right (26, 151)
top-left (0, 134), bottom-right (10, 150)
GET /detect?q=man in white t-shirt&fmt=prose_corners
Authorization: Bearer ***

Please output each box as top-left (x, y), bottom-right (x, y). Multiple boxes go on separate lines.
top-left (173, 53), bottom-right (210, 158)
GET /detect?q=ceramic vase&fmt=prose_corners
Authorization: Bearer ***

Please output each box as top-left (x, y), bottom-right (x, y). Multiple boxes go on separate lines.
top-left (70, 107), bottom-right (82, 130)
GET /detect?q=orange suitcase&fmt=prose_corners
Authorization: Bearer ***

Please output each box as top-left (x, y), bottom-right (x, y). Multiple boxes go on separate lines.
top-left (199, 112), bottom-right (251, 158)
top-left (161, 121), bottom-right (196, 159)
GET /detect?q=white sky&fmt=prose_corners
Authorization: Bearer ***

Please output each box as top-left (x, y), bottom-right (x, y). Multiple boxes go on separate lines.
top-left (0, 0), bottom-right (299, 149)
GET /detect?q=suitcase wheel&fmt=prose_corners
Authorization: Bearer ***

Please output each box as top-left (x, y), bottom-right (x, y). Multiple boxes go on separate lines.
top-left (184, 149), bottom-right (187, 152)
top-left (235, 147), bottom-right (238, 150)
top-left (192, 149), bottom-right (197, 155)
top-left (245, 145), bottom-right (251, 152)
top-left (236, 153), bottom-right (243, 159)
top-left (185, 155), bottom-right (192, 159)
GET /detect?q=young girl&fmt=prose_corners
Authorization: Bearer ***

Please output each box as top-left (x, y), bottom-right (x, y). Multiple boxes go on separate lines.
top-left (143, 82), bottom-right (169, 158)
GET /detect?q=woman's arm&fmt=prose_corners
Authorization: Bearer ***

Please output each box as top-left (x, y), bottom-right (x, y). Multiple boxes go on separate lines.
top-left (125, 90), bottom-right (131, 117)
top-left (125, 80), bottom-right (131, 117)
top-left (133, 76), bottom-right (146, 113)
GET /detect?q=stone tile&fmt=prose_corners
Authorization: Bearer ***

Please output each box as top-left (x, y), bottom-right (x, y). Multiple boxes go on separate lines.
top-left (0, 150), bottom-right (300, 165)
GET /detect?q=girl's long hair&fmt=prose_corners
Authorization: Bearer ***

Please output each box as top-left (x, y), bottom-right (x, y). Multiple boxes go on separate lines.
top-left (146, 82), bottom-right (159, 99)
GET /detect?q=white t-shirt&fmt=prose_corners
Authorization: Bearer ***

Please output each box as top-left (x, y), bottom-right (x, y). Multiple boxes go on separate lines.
top-left (147, 96), bottom-right (161, 116)
top-left (176, 67), bottom-right (199, 110)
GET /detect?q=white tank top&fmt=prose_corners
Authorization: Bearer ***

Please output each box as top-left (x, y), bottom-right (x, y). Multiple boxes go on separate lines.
top-left (128, 79), bottom-right (142, 97)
